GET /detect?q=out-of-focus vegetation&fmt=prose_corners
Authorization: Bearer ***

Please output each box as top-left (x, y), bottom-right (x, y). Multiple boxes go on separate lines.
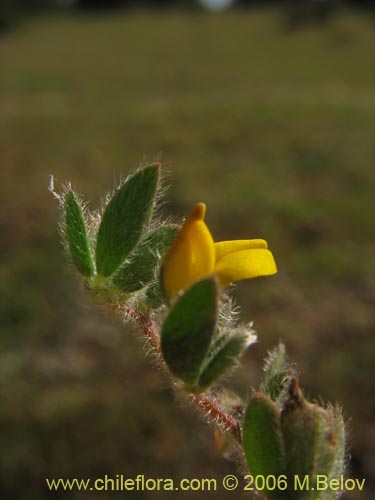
top-left (0, 6), bottom-right (373, 500)
top-left (1, 0), bottom-right (373, 32)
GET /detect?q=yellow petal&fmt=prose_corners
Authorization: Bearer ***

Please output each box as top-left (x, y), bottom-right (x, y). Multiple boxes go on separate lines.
top-left (214, 249), bottom-right (277, 288)
top-left (215, 239), bottom-right (268, 261)
top-left (162, 203), bottom-right (215, 300)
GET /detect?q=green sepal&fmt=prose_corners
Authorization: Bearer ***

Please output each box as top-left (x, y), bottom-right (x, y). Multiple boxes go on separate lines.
top-left (198, 333), bottom-right (247, 389)
top-left (113, 225), bottom-right (179, 293)
top-left (161, 277), bottom-right (218, 388)
top-left (95, 164), bottom-right (160, 277)
top-left (243, 393), bottom-right (288, 500)
top-left (64, 190), bottom-right (95, 278)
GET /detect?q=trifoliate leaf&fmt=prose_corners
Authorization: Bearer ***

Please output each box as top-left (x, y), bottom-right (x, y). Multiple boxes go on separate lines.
top-left (95, 164), bottom-right (159, 277)
top-left (64, 190), bottom-right (95, 278)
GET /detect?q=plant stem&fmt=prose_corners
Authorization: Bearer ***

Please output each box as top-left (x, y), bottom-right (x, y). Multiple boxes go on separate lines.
top-left (191, 393), bottom-right (242, 443)
top-left (123, 305), bottom-right (242, 444)
top-left (123, 305), bottom-right (160, 352)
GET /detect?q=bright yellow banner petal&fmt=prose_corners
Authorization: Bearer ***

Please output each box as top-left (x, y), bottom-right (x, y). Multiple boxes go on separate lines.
top-left (214, 249), bottom-right (277, 288)
top-left (162, 203), bottom-right (215, 300)
top-left (185, 219), bottom-right (215, 283)
top-left (215, 239), bottom-right (268, 261)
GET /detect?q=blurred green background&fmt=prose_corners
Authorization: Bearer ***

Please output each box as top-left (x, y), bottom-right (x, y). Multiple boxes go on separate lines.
top-left (0, 3), bottom-right (374, 499)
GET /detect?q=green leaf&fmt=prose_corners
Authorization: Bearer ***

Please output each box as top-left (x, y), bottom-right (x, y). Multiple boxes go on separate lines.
top-left (113, 225), bottom-right (178, 293)
top-left (64, 190), bottom-right (95, 278)
top-left (264, 371), bottom-right (290, 400)
top-left (161, 277), bottom-right (218, 388)
top-left (145, 279), bottom-right (165, 309)
top-left (95, 164), bottom-right (160, 277)
top-left (243, 394), bottom-right (288, 500)
top-left (263, 342), bottom-right (287, 379)
top-left (198, 334), bottom-right (247, 389)
top-left (262, 342), bottom-right (293, 402)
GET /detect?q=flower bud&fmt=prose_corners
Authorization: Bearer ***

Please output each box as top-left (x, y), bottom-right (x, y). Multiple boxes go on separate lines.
top-left (243, 378), bottom-right (346, 500)
top-left (281, 378), bottom-right (346, 500)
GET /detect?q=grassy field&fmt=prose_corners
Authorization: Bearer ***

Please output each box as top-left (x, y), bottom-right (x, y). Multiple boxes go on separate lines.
top-left (0, 7), bottom-right (374, 499)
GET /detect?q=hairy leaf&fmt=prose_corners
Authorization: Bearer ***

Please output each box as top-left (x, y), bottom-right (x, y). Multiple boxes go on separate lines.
top-left (95, 164), bottom-right (159, 277)
top-left (198, 334), bottom-right (247, 389)
top-left (113, 225), bottom-right (178, 293)
top-left (161, 277), bottom-right (218, 387)
top-left (243, 393), bottom-right (288, 500)
top-left (64, 191), bottom-right (94, 278)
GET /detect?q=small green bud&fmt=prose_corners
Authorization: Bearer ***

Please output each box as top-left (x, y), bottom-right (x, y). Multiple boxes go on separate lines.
top-left (281, 378), bottom-right (346, 500)
top-left (243, 378), bottom-right (346, 500)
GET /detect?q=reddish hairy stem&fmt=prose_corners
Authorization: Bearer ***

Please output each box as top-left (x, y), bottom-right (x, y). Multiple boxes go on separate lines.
top-left (123, 306), bottom-right (160, 353)
top-left (191, 394), bottom-right (242, 443)
top-left (123, 305), bottom-right (242, 444)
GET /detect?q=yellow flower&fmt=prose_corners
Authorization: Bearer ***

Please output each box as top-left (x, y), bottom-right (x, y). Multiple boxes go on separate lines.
top-left (162, 202), bottom-right (277, 300)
